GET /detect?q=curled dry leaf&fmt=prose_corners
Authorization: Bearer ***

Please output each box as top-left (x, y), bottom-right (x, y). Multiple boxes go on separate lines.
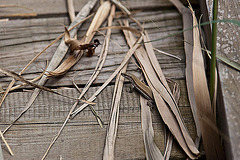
top-left (47, 1), bottom-right (111, 78)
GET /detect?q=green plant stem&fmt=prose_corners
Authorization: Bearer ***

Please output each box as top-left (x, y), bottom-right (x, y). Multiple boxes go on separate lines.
top-left (210, 0), bottom-right (218, 102)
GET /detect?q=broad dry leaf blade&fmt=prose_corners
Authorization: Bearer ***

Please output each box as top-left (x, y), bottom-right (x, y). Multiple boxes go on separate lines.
top-left (168, 0), bottom-right (201, 147)
top-left (190, 7), bottom-right (226, 160)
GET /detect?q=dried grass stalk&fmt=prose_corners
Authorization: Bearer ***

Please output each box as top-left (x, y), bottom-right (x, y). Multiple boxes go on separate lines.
top-left (163, 79), bottom-right (180, 160)
top-left (140, 96), bottom-right (164, 160)
top-left (190, 7), bottom-right (226, 160)
top-left (0, 131), bottom-right (14, 156)
top-left (0, 142), bottom-right (3, 160)
top-left (103, 6), bottom-right (129, 158)
top-left (72, 78), bottom-right (103, 128)
top-left (98, 26), bottom-right (141, 36)
top-left (0, 62), bottom-right (47, 94)
top-left (103, 63), bottom-right (128, 160)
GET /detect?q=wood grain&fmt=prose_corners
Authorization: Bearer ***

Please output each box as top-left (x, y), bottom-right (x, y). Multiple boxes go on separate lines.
top-left (0, 83), bottom-right (195, 160)
top-left (0, 0), bottom-right (198, 17)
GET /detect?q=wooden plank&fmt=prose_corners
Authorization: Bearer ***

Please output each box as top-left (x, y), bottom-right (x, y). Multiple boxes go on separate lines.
top-left (206, 1), bottom-right (240, 160)
top-left (0, 82), bottom-right (195, 159)
top-left (0, 0), bottom-right (199, 17)
top-left (0, 0), bottom-right (201, 159)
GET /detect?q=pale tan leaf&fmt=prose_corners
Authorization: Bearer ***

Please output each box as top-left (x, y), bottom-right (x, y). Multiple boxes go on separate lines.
top-left (190, 7), bottom-right (226, 160)
top-left (169, 0), bottom-right (201, 147)
top-left (85, 1), bottom-right (111, 43)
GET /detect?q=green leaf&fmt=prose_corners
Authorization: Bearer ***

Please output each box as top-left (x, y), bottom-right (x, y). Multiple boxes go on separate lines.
top-left (217, 55), bottom-right (240, 71)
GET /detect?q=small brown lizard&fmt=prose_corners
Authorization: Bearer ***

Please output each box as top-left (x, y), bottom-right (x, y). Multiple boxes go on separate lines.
top-left (121, 73), bottom-right (154, 105)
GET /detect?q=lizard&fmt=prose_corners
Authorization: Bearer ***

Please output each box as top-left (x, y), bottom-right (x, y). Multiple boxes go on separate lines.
top-left (121, 73), bottom-right (155, 106)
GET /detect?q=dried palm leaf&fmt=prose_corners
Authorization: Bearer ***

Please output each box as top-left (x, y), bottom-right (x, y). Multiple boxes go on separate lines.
top-left (1, 0), bottom-right (97, 135)
top-left (190, 6), bottom-right (226, 160)
top-left (168, 0), bottom-right (202, 147)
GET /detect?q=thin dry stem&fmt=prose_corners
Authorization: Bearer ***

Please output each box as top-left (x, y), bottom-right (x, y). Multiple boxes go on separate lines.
top-left (0, 131), bottom-right (14, 156)
top-left (153, 48), bottom-right (181, 61)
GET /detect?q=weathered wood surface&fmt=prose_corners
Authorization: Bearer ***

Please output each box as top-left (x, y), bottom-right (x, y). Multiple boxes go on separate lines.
top-left (0, 0), bottom-right (199, 159)
top-left (0, 0), bottom-right (198, 17)
top-left (206, 1), bottom-right (240, 160)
